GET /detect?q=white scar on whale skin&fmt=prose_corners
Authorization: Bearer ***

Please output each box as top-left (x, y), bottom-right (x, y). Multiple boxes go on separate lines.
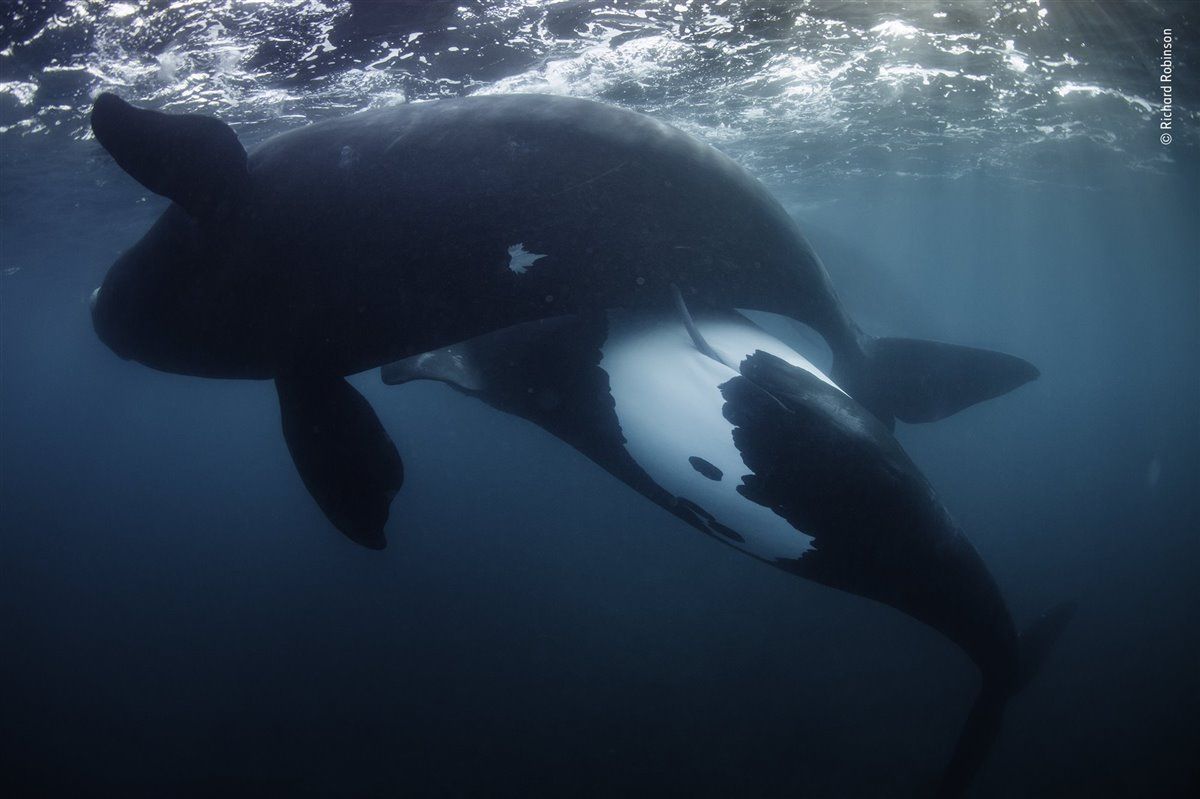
top-left (506, 243), bottom-right (547, 274)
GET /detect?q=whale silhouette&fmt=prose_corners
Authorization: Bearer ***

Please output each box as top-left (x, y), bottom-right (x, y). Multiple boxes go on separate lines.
top-left (382, 300), bottom-right (1073, 798)
top-left (88, 92), bottom-right (1037, 548)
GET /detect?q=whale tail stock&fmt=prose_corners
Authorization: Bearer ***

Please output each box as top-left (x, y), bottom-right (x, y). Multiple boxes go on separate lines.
top-left (937, 602), bottom-right (1077, 799)
top-left (829, 334), bottom-right (1041, 430)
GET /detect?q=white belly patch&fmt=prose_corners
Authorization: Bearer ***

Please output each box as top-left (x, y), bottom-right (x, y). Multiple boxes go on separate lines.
top-left (599, 310), bottom-right (837, 562)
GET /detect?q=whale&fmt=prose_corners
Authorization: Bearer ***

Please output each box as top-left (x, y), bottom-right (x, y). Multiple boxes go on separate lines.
top-left (381, 299), bottom-right (1073, 798)
top-left (88, 92), bottom-right (1038, 548)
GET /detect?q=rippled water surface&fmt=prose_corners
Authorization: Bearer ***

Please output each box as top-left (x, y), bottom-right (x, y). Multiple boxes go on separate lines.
top-left (3, 0), bottom-right (1197, 180)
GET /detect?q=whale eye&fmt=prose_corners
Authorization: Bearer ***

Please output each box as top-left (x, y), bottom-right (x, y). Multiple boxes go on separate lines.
top-left (688, 456), bottom-right (722, 481)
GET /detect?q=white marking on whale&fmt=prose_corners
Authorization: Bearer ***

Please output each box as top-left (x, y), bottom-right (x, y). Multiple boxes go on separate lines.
top-left (378, 306), bottom-right (1067, 798)
top-left (599, 310), bottom-right (833, 561)
top-left (506, 243), bottom-right (547, 274)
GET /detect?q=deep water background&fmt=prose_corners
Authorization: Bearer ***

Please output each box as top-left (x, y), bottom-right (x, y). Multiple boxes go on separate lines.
top-left (2, 2), bottom-right (1198, 797)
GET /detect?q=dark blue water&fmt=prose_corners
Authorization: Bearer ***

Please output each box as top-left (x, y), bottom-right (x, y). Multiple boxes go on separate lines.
top-left (2, 2), bottom-right (1197, 797)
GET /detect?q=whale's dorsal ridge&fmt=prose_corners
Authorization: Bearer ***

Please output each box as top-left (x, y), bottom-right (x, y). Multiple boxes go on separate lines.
top-left (91, 93), bottom-right (248, 219)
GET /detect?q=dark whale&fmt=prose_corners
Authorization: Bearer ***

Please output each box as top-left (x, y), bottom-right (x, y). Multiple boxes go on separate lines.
top-left (381, 304), bottom-right (1073, 798)
top-left (88, 92), bottom-right (1037, 547)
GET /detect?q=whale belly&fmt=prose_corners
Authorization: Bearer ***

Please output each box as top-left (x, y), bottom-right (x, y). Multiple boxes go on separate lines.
top-left (600, 311), bottom-right (838, 563)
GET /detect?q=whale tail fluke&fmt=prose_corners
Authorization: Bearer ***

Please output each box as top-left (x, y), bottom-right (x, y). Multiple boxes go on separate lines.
top-left (91, 93), bottom-right (249, 220)
top-left (936, 680), bottom-right (1007, 799)
top-left (937, 602), bottom-right (1077, 799)
top-left (1016, 601), bottom-right (1078, 691)
top-left (835, 335), bottom-right (1040, 429)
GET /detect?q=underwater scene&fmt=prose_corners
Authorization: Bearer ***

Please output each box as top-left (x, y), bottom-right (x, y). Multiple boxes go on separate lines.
top-left (1, 1), bottom-right (1197, 797)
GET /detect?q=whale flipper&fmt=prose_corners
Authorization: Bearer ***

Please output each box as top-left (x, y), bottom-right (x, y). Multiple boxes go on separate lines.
top-left (90, 92), bottom-right (248, 219)
top-left (381, 345), bottom-right (486, 393)
top-left (835, 335), bottom-right (1040, 430)
top-left (382, 315), bottom-right (673, 504)
top-left (275, 377), bottom-right (403, 549)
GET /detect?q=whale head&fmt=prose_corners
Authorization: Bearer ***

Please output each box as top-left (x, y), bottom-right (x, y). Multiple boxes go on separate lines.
top-left (90, 204), bottom-right (208, 367)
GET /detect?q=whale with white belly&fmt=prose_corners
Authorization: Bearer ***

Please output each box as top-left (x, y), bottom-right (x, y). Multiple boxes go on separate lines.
top-left (87, 92), bottom-right (1040, 548)
top-left (382, 305), bottom-right (1073, 798)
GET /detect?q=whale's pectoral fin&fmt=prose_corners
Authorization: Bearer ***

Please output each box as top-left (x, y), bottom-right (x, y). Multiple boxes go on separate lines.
top-left (276, 376), bottom-right (403, 550)
top-left (90, 93), bottom-right (248, 219)
top-left (381, 315), bottom-right (608, 415)
top-left (725, 350), bottom-right (917, 561)
top-left (381, 345), bottom-right (486, 392)
top-left (835, 336), bottom-right (1040, 429)
top-left (380, 314), bottom-right (619, 451)
top-left (381, 316), bottom-right (670, 500)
